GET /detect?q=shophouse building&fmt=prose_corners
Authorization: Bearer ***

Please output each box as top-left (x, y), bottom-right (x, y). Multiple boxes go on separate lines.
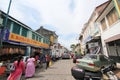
top-left (79, 1), bottom-right (109, 54)
top-left (95, 0), bottom-right (120, 62)
top-left (36, 26), bottom-right (63, 58)
top-left (0, 10), bottom-right (50, 58)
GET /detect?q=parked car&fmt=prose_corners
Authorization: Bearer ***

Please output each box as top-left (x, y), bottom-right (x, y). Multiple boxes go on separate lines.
top-left (73, 54), bottom-right (83, 63)
top-left (62, 53), bottom-right (71, 59)
top-left (76, 54), bottom-right (116, 72)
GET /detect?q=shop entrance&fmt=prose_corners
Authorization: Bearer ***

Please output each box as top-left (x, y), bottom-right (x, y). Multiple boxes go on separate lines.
top-left (107, 39), bottom-right (120, 62)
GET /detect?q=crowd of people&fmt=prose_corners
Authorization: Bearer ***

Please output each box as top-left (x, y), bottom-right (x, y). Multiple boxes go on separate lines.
top-left (7, 52), bottom-right (51, 80)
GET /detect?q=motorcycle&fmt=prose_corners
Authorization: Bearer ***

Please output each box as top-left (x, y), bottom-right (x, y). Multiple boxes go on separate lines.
top-left (71, 65), bottom-right (118, 80)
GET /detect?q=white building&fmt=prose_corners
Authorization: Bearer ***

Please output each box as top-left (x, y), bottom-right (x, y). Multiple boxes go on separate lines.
top-left (96, 0), bottom-right (120, 62)
top-left (79, 1), bottom-right (109, 54)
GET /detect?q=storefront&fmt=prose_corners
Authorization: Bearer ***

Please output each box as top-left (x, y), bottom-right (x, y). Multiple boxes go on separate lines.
top-left (105, 35), bottom-right (120, 62)
top-left (0, 41), bottom-right (26, 55)
top-left (85, 35), bottom-right (102, 54)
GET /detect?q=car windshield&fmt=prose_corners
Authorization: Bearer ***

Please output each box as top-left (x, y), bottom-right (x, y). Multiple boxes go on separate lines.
top-left (83, 54), bottom-right (97, 59)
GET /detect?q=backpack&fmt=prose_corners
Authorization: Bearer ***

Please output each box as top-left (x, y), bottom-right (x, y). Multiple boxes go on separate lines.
top-left (8, 63), bottom-right (15, 72)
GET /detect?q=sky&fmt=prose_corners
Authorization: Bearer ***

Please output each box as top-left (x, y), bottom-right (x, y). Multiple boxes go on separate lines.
top-left (0, 0), bottom-right (108, 50)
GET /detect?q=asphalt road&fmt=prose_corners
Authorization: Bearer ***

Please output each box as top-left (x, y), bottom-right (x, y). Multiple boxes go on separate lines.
top-left (1, 59), bottom-right (119, 80)
top-left (26, 59), bottom-right (75, 80)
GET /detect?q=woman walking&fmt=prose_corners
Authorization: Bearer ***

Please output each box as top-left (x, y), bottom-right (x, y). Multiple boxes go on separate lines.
top-left (7, 55), bottom-right (25, 80)
top-left (25, 56), bottom-right (35, 78)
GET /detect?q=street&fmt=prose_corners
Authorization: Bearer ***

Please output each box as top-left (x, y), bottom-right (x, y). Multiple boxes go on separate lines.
top-left (0, 59), bottom-right (75, 80)
top-left (0, 58), bottom-right (120, 80)
top-left (26, 59), bottom-right (75, 80)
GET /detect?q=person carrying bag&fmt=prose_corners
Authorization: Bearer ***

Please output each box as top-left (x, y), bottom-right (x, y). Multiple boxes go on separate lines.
top-left (7, 55), bottom-right (25, 80)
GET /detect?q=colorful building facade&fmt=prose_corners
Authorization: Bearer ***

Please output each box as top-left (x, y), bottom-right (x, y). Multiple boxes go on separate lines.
top-left (0, 10), bottom-right (50, 57)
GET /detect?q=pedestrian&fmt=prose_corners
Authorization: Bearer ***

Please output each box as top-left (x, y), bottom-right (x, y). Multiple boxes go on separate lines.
top-left (25, 55), bottom-right (35, 78)
top-left (41, 54), bottom-right (47, 69)
top-left (45, 54), bottom-right (51, 69)
top-left (7, 55), bottom-right (25, 80)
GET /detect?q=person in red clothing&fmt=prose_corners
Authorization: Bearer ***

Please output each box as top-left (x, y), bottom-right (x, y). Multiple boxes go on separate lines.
top-left (45, 54), bottom-right (51, 69)
top-left (7, 55), bottom-right (25, 80)
top-left (71, 53), bottom-right (74, 59)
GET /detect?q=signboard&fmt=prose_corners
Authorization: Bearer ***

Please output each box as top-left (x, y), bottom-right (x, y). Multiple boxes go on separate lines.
top-left (0, 26), bottom-right (4, 47)
top-left (9, 33), bottom-right (49, 48)
top-left (88, 42), bottom-right (98, 48)
top-left (50, 36), bottom-right (54, 44)
top-left (3, 28), bottom-right (10, 40)
top-left (0, 27), bottom-right (10, 40)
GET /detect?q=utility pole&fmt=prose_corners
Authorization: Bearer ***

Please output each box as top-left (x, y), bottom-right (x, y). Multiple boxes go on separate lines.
top-left (4, 0), bottom-right (12, 27)
top-left (0, 0), bottom-right (12, 47)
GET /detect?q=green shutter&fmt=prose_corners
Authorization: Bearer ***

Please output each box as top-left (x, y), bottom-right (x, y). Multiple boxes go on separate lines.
top-left (21, 27), bottom-right (28, 37)
top-left (12, 23), bottom-right (20, 34)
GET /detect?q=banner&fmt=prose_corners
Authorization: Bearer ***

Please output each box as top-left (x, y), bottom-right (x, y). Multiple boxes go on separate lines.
top-left (9, 33), bottom-right (49, 48)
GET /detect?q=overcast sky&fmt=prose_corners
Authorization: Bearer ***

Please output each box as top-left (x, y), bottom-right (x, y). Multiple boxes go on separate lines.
top-left (0, 0), bottom-right (108, 50)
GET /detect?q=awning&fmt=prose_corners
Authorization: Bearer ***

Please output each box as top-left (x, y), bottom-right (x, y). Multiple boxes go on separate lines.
top-left (84, 36), bottom-right (92, 43)
top-left (3, 40), bottom-right (28, 46)
top-left (105, 34), bottom-right (120, 43)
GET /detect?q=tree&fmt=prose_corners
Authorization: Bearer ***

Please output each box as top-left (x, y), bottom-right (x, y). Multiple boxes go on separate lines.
top-left (70, 44), bottom-right (75, 52)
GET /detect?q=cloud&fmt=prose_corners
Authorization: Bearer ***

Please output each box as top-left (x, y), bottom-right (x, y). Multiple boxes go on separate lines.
top-left (0, 0), bottom-right (108, 50)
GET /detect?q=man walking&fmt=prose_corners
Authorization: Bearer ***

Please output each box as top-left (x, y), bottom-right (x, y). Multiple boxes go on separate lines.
top-left (45, 54), bottom-right (51, 69)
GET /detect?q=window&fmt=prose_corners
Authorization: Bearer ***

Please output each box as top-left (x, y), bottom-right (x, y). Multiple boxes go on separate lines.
top-left (36, 36), bottom-right (38, 41)
top-left (106, 8), bottom-right (119, 26)
top-left (43, 38), bottom-right (46, 43)
top-left (6, 20), bottom-right (11, 30)
top-left (100, 56), bottom-right (107, 61)
top-left (39, 37), bottom-right (42, 42)
top-left (118, 0), bottom-right (120, 10)
top-left (2, 18), bottom-right (11, 30)
top-left (83, 54), bottom-right (97, 59)
top-left (101, 18), bottom-right (107, 31)
top-left (32, 33), bottom-right (35, 40)
top-left (21, 27), bottom-right (28, 37)
top-left (12, 23), bottom-right (21, 34)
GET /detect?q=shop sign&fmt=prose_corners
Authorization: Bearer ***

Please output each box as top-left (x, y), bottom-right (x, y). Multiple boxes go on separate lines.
top-left (3, 28), bottom-right (10, 40)
top-left (88, 42), bottom-right (98, 48)
top-left (50, 36), bottom-right (54, 43)
top-left (0, 27), bottom-right (10, 41)
top-left (9, 33), bottom-right (49, 48)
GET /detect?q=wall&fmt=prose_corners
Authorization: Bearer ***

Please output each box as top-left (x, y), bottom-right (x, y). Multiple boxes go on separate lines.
top-left (101, 20), bottom-right (120, 56)
top-left (101, 20), bottom-right (120, 40)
